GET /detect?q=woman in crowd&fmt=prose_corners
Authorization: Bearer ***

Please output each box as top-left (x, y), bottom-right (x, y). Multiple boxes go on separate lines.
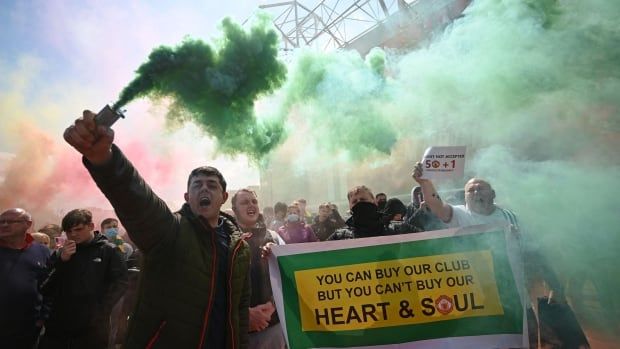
top-left (277, 203), bottom-right (318, 244)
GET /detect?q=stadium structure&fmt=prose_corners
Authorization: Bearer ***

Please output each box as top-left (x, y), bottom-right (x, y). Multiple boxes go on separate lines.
top-left (256, 0), bottom-right (472, 209)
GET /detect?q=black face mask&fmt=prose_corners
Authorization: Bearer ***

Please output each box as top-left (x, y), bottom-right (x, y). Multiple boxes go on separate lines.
top-left (351, 202), bottom-right (381, 229)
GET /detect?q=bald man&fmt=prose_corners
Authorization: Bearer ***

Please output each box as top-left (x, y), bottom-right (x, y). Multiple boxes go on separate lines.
top-left (412, 163), bottom-right (565, 348)
top-left (412, 167), bottom-right (518, 228)
top-left (0, 208), bottom-right (50, 348)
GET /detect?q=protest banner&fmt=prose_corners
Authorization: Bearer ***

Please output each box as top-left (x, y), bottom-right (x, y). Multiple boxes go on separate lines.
top-left (420, 146), bottom-right (466, 180)
top-left (268, 225), bottom-right (527, 348)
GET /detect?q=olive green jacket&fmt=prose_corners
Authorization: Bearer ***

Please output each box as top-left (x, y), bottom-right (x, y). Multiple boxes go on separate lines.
top-left (85, 145), bottom-right (250, 349)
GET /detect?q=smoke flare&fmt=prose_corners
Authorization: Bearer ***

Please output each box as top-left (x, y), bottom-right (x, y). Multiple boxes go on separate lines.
top-left (114, 16), bottom-right (287, 160)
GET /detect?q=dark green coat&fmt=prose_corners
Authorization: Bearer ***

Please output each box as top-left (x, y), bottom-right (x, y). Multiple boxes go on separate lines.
top-left (85, 145), bottom-right (250, 349)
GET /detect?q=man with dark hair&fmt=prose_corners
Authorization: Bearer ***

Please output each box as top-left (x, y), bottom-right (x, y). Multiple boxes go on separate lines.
top-left (381, 198), bottom-right (407, 222)
top-left (187, 166), bottom-right (227, 191)
top-left (38, 223), bottom-right (62, 250)
top-left (63, 110), bottom-right (251, 348)
top-left (296, 198), bottom-right (313, 223)
top-left (312, 202), bottom-right (345, 241)
top-left (60, 209), bottom-right (92, 232)
top-left (375, 192), bottom-right (387, 211)
top-left (328, 186), bottom-right (421, 240)
top-left (0, 208), bottom-right (50, 348)
top-left (269, 202), bottom-right (288, 231)
top-left (39, 209), bottom-right (127, 349)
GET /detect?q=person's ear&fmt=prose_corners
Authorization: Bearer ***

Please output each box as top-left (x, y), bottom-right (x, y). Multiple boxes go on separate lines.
top-left (184, 192), bottom-right (189, 203)
top-left (222, 192), bottom-right (229, 204)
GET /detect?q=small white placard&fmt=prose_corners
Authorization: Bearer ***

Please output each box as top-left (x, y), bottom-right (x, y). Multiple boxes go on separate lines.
top-left (420, 146), bottom-right (466, 180)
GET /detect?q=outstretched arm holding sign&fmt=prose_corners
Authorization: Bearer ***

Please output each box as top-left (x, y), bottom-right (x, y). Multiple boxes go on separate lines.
top-left (412, 162), bottom-right (453, 223)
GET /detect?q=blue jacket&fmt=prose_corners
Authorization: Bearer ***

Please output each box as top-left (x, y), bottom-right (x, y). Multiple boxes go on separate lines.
top-left (0, 236), bottom-right (50, 346)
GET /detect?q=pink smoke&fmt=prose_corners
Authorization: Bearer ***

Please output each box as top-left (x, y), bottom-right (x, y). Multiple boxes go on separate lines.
top-left (0, 119), bottom-right (187, 229)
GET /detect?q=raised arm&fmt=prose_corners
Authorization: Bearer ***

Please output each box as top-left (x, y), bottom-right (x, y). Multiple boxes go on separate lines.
top-left (411, 162), bottom-right (453, 223)
top-left (64, 110), bottom-right (177, 252)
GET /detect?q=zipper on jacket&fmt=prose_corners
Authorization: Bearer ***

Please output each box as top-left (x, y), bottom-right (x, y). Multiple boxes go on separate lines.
top-left (197, 220), bottom-right (218, 349)
top-left (227, 239), bottom-right (245, 349)
top-left (145, 320), bottom-right (167, 349)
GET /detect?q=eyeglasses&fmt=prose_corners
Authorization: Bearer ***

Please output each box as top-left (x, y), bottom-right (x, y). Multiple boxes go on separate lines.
top-left (0, 219), bottom-right (28, 225)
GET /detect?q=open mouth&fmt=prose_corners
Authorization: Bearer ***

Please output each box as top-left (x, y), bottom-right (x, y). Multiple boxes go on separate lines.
top-left (199, 197), bottom-right (211, 207)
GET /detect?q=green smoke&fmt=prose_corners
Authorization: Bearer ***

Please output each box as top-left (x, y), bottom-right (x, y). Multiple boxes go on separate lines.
top-left (393, 0), bottom-right (620, 334)
top-left (262, 0), bottom-right (620, 336)
top-left (274, 49), bottom-right (395, 161)
top-left (365, 47), bottom-right (387, 77)
top-left (114, 16), bottom-right (287, 160)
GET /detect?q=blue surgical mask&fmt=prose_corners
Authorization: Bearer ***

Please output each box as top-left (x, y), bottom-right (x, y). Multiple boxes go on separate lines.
top-left (104, 227), bottom-right (118, 239)
top-left (286, 214), bottom-right (300, 223)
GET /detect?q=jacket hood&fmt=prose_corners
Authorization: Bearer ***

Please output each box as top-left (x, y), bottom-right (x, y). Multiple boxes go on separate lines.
top-left (83, 232), bottom-right (109, 247)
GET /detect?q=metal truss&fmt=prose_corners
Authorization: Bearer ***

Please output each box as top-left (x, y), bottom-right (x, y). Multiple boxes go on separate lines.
top-left (259, 0), bottom-right (413, 52)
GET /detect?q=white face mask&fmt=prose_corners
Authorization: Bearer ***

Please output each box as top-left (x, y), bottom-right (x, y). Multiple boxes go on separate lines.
top-left (286, 213), bottom-right (300, 223)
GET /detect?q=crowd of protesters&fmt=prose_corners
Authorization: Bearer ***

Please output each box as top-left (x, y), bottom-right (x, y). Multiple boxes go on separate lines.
top-left (0, 110), bottom-right (587, 349)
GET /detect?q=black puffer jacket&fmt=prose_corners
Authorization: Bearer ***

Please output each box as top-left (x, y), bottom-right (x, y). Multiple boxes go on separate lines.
top-left (311, 212), bottom-right (346, 241)
top-left (84, 145), bottom-right (251, 349)
top-left (41, 234), bottom-right (128, 341)
top-left (327, 213), bottom-right (422, 240)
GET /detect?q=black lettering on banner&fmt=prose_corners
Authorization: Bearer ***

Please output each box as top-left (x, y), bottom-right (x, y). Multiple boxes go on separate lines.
top-left (346, 270), bottom-right (372, 282)
top-left (318, 288), bottom-right (342, 301)
top-left (375, 266), bottom-right (400, 279)
top-left (315, 307), bottom-right (331, 325)
top-left (461, 259), bottom-right (470, 270)
top-left (399, 300), bottom-right (415, 318)
top-left (376, 281), bottom-right (413, 295)
top-left (332, 307), bottom-right (345, 324)
top-left (347, 305), bottom-right (362, 324)
top-left (362, 304), bottom-right (379, 321)
top-left (454, 294), bottom-right (468, 312)
top-left (416, 278), bottom-right (442, 290)
top-left (446, 275), bottom-right (475, 287)
top-left (421, 298), bottom-right (435, 316)
top-left (345, 286), bottom-right (372, 298)
top-left (435, 259), bottom-right (470, 273)
top-left (465, 274), bottom-right (474, 285)
top-left (316, 273), bottom-right (342, 285)
top-left (471, 293), bottom-right (484, 310)
top-left (404, 263), bottom-right (432, 276)
top-left (453, 293), bottom-right (485, 311)
top-left (314, 303), bottom-right (392, 326)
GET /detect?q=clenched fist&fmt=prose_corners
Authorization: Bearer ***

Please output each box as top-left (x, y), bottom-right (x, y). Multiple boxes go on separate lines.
top-left (63, 110), bottom-right (114, 165)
